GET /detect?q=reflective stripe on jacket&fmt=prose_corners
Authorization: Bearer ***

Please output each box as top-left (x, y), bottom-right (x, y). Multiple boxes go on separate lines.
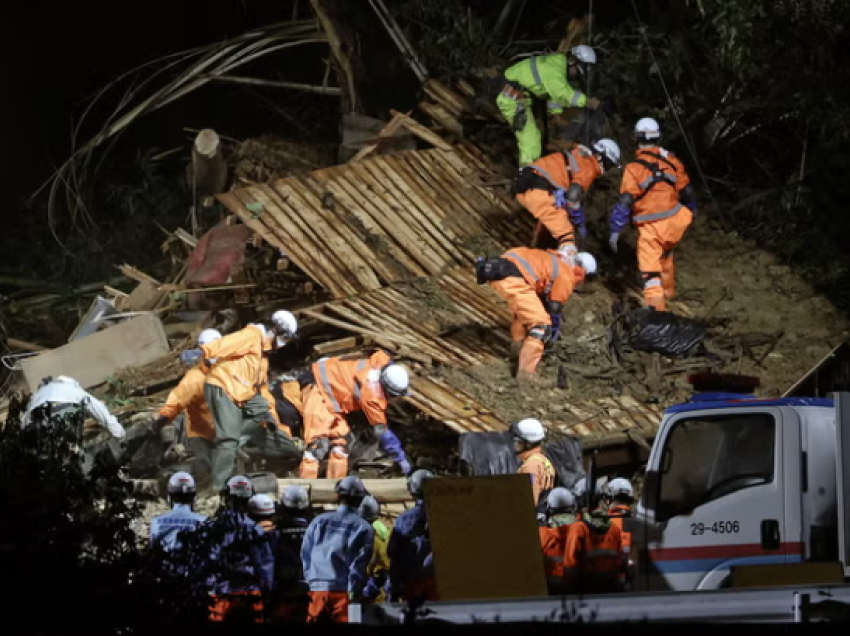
top-left (518, 448), bottom-right (556, 504)
top-left (529, 147), bottom-right (602, 193)
top-left (620, 146), bottom-right (691, 225)
top-left (503, 53), bottom-right (587, 110)
top-left (310, 350), bottom-right (392, 426)
top-left (502, 247), bottom-right (577, 304)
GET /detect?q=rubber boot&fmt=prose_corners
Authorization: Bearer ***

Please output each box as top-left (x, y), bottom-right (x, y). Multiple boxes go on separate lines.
top-left (516, 338), bottom-right (545, 382)
top-left (298, 452), bottom-right (320, 479)
top-left (327, 447), bottom-right (348, 479)
top-left (644, 290), bottom-right (666, 312)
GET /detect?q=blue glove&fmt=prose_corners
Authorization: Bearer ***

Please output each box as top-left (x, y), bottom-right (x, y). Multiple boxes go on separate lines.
top-left (553, 189), bottom-right (567, 209)
top-left (180, 348), bottom-right (203, 365)
top-left (398, 459), bottom-right (411, 475)
top-left (684, 200), bottom-right (697, 216)
top-left (362, 578), bottom-right (382, 601)
top-left (609, 202), bottom-right (631, 235)
top-left (609, 232), bottom-right (620, 253)
top-left (568, 205), bottom-right (587, 242)
top-left (550, 314), bottom-right (562, 342)
top-left (378, 429), bottom-right (410, 471)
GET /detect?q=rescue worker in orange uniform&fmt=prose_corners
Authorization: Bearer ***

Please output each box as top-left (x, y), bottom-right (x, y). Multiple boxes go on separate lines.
top-left (179, 311), bottom-right (298, 490)
top-left (604, 478), bottom-right (635, 590)
top-left (514, 139), bottom-right (621, 249)
top-left (539, 487), bottom-right (578, 595)
top-left (477, 246), bottom-right (597, 381)
top-left (563, 502), bottom-right (625, 594)
top-left (154, 329), bottom-right (222, 486)
top-left (512, 418), bottom-right (556, 506)
top-left (298, 349), bottom-right (411, 479)
top-left (608, 117), bottom-right (697, 311)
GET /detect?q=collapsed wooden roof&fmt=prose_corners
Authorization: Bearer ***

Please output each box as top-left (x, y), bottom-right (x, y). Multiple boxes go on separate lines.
top-left (217, 133), bottom-right (663, 452)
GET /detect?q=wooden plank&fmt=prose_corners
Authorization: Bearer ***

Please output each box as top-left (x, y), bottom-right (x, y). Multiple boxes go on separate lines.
top-left (330, 174), bottom-right (430, 277)
top-left (19, 314), bottom-right (170, 391)
top-left (125, 280), bottom-right (168, 311)
top-left (6, 338), bottom-right (47, 352)
top-left (419, 101), bottom-right (463, 138)
top-left (116, 264), bottom-right (160, 285)
top-left (349, 110), bottom-right (410, 162)
top-left (346, 163), bottom-right (445, 272)
top-left (390, 109), bottom-right (452, 151)
top-left (273, 180), bottom-right (380, 292)
top-left (278, 478), bottom-right (412, 503)
top-left (313, 335), bottom-right (368, 356)
top-left (300, 308), bottom-right (417, 347)
top-left (423, 81), bottom-right (464, 118)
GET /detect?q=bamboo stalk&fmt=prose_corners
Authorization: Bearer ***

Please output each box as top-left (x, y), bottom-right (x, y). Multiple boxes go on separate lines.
top-left (203, 74), bottom-right (341, 95)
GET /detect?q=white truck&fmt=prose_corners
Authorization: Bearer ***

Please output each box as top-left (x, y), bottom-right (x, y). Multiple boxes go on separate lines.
top-left (357, 375), bottom-right (850, 623)
top-left (632, 374), bottom-right (850, 592)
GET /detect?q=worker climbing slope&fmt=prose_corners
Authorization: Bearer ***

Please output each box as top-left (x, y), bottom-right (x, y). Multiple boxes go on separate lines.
top-left (498, 45), bottom-right (602, 166)
top-left (608, 118), bottom-right (697, 311)
top-left (298, 349), bottom-right (411, 479)
top-left (180, 310), bottom-right (298, 490)
top-left (477, 245), bottom-right (597, 381)
top-left (515, 139), bottom-right (621, 249)
top-left (153, 329), bottom-right (222, 487)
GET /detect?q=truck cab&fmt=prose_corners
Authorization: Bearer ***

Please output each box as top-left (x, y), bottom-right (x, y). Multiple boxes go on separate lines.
top-left (633, 374), bottom-right (845, 591)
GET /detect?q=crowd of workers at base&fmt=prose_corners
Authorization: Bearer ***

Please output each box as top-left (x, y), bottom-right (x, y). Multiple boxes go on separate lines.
top-left (484, 45), bottom-right (699, 383)
top-left (149, 459), bottom-right (634, 624)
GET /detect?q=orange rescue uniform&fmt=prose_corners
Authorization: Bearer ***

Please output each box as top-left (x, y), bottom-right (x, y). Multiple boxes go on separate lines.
top-left (564, 516), bottom-right (625, 594)
top-left (518, 447), bottom-right (556, 505)
top-left (299, 350), bottom-right (393, 479)
top-left (306, 591), bottom-right (349, 623)
top-left (201, 325), bottom-right (269, 405)
top-left (158, 363), bottom-right (215, 441)
top-left (488, 247), bottom-right (583, 375)
top-left (619, 147), bottom-right (693, 311)
top-left (539, 516), bottom-right (575, 594)
top-left (518, 147), bottom-right (602, 248)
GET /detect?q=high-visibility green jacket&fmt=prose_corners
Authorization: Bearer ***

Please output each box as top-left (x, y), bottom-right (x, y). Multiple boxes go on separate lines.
top-left (504, 53), bottom-right (587, 113)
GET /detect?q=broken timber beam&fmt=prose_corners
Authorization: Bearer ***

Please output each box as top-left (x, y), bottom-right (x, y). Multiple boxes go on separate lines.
top-left (278, 478), bottom-right (412, 503)
top-left (349, 110), bottom-right (410, 162)
top-left (390, 109), bottom-right (452, 151)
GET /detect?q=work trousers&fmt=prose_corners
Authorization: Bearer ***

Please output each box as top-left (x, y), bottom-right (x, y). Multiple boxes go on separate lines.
top-left (188, 436), bottom-right (214, 488)
top-left (205, 385), bottom-right (269, 490)
top-left (298, 384), bottom-right (350, 479)
top-left (518, 188), bottom-right (575, 248)
top-left (496, 92), bottom-right (541, 166)
top-left (208, 591), bottom-right (264, 624)
top-left (636, 207), bottom-right (693, 311)
top-left (307, 591), bottom-right (349, 623)
top-left (489, 277), bottom-right (550, 376)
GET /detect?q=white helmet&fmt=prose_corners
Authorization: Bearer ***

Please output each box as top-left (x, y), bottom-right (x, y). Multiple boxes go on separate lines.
top-left (607, 477), bottom-right (634, 498)
top-left (225, 475), bottom-right (254, 499)
top-left (271, 310), bottom-right (298, 346)
top-left (570, 44), bottom-right (597, 66)
top-left (197, 328), bottom-right (222, 347)
top-left (167, 471), bottom-right (196, 495)
top-left (282, 485), bottom-right (310, 510)
top-left (54, 375), bottom-right (82, 388)
top-left (547, 487), bottom-right (576, 510)
top-left (634, 117), bottom-right (661, 142)
top-left (592, 138), bottom-right (621, 168)
top-left (248, 493), bottom-right (276, 516)
top-left (358, 495), bottom-right (380, 522)
top-left (512, 418), bottom-right (546, 444)
top-left (380, 365), bottom-right (410, 397)
top-left (575, 252), bottom-right (597, 275)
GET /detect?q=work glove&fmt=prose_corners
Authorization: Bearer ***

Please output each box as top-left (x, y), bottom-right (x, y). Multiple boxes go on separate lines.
top-left (609, 232), bottom-right (620, 253)
top-left (576, 222), bottom-right (588, 243)
top-left (180, 348), bottom-right (203, 365)
top-left (398, 459), bottom-right (412, 475)
top-left (553, 189), bottom-right (567, 209)
top-left (362, 578), bottom-right (382, 601)
top-left (684, 200), bottom-right (697, 216)
top-left (549, 314), bottom-right (562, 342)
top-left (377, 428), bottom-right (410, 473)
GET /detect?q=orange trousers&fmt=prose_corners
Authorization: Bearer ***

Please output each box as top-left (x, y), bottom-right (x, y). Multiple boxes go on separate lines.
top-left (518, 189), bottom-right (575, 248)
top-left (298, 384), bottom-right (349, 479)
top-left (307, 591), bottom-right (349, 623)
top-left (209, 591), bottom-right (264, 623)
top-left (489, 277), bottom-right (550, 375)
top-left (636, 208), bottom-right (693, 311)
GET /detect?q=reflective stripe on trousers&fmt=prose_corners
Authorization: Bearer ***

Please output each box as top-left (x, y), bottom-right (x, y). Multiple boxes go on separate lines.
top-left (633, 203), bottom-right (683, 224)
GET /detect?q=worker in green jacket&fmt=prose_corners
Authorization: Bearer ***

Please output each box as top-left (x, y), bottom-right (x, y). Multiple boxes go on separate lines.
top-left (497, 45), bottom-right (602, 166)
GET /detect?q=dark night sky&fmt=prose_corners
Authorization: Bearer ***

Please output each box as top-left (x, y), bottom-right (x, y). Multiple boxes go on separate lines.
top-left (1, 1), bottom-right (293, 205)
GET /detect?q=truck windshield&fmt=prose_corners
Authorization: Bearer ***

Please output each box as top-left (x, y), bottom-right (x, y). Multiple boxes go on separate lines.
top-left (656, 413), bottom-right (775, 521)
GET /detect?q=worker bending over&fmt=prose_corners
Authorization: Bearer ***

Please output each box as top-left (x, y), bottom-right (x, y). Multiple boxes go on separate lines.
top-left (388, 469), bottom-right (438, 603)
top-left (150, 471), bottom-right (207, 552)
top-left (301, 476), bottom-right (374, 623)
top-left (514, 139), bottom-right (620, 249)
top-left (298, 349), bottom-right (411, 479)
top-left (477, 246), bottom-right (597, 381)
top-left (207, 476), bottom-right (275, 624)
top-left (512, 418), bottom-right (556, 507)
top-left (180, 310), bottom-right (298, 490)
top-left (358, 495), bottom-right (391, 604)
top-left (154, 329), bottom-right (221, 486)
top-left (539, 487), bottom-right (578, 595)
top-left (26, 375), bottom-right (126, 440)
top-left (608, 117), bottom-right (697, 311)
top-left (497, 46), bottom-right (602, 166)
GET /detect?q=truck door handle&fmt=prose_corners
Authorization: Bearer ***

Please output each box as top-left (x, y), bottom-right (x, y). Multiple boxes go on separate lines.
top-left (761, 519), bottom-right (780, 550)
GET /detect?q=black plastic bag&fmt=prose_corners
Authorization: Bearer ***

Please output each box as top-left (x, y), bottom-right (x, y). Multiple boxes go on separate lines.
top-left (613, 306), bottom-right (707, 358)
top-left (542, 437), bottom-right (585, 490)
